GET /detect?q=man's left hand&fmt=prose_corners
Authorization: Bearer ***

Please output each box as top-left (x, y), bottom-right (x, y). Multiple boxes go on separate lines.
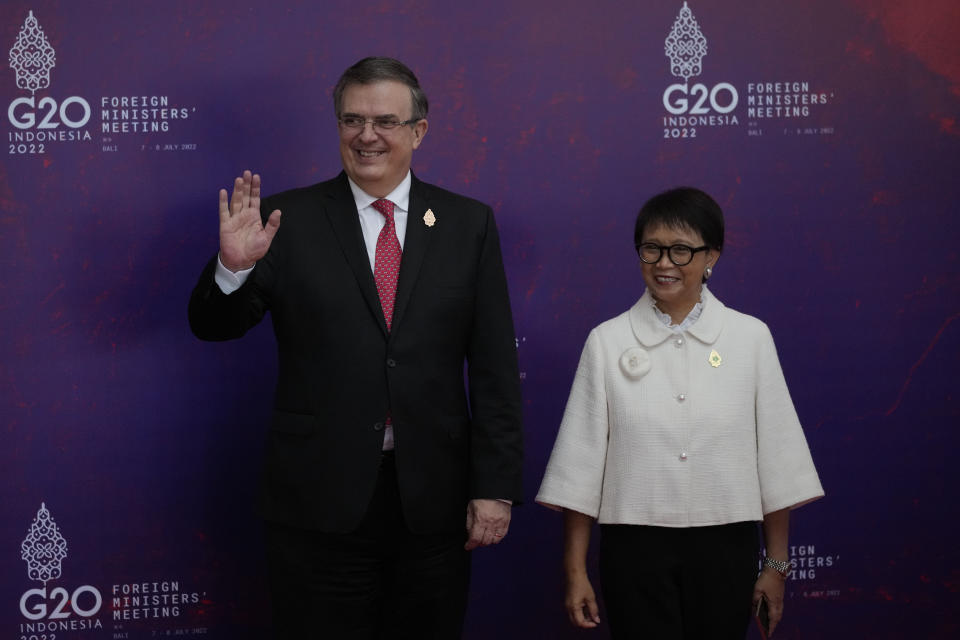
top-left (464, 499), bottom-right (511, 550)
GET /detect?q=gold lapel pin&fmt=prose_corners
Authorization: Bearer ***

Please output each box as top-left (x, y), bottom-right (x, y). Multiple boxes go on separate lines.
top-left (709, 349), bottom-right (722, 368)
top-left (423, 209), bottom-right (436, 227)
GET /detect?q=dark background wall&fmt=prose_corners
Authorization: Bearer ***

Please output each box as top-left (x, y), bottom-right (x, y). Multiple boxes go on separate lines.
top-left (2, 1), bottom-right (958, 638)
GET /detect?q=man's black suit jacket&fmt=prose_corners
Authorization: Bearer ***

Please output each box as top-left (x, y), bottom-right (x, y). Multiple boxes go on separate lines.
top-left (189, 172), bottom-right (523, 534)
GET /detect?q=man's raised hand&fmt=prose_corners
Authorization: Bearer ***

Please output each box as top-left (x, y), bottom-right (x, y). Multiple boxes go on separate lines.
top-left (218, 170), bottom-right (281, 272)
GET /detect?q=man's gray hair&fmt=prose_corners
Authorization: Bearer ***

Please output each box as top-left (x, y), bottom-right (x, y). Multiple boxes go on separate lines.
top-left (333, 57), bottom-right (428, 122)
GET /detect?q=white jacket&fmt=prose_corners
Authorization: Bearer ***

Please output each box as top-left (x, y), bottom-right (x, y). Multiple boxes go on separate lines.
top-left (536, 288), bottom-right (823, 526)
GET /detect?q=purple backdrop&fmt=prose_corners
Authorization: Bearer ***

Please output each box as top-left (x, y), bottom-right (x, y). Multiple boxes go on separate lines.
top-left (2, 1), bottom-right (958, 638)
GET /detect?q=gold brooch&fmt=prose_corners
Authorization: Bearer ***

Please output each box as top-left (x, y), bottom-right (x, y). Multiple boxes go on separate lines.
top-left (423, 209), bottom-right (436, 227)
top-left (709, 349), bottom-right (722, 368)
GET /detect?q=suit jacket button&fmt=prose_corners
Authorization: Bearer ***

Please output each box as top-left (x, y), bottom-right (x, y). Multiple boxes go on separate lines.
top-left (373, 422), bottom-right (384, 431)
top-left (386, 358), bottom-right (397, 368)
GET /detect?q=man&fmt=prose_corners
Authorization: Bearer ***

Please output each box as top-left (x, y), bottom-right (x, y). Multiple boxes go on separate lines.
top-left (188, 57), bottom-right (523, 638)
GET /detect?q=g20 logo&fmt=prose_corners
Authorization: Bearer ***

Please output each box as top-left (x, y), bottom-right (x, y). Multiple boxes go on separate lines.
top-left (662, 82), bottom-right (738, 115)
top-left (7, 95), bottom-right (92, 155)
top-left (8, 96), bottom-right (92, 130)
top-left (19, 585), bottom-right (103, 621)
top-left (8, 11), bottom-right (94, 155)
top-left (661, 82), bottom-right (739, 139)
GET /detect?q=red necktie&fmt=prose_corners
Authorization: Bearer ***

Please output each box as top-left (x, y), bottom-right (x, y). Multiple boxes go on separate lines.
top-left (372, 198), bottom-right (402, 331)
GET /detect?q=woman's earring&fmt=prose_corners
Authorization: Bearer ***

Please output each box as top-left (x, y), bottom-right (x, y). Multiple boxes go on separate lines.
top-left (704, 266), bottom-right (713, 280)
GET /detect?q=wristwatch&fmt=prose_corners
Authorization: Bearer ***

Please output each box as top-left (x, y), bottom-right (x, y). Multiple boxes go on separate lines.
top-left (763, 556), bottom-right (791, 577)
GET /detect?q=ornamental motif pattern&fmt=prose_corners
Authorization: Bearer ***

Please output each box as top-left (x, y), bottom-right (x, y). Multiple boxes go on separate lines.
top-left (9, 11), bottom-right (57, 95)
top-left (21, 502), bottom-right (68, 584)
top-left (665, 2), bottom-right (707, 82)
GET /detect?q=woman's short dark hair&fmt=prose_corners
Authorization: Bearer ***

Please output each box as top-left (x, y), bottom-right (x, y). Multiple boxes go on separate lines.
top-left (633, 187), bottom-right (725, 252)
top-left (333, 57), bottom-right (429, 122)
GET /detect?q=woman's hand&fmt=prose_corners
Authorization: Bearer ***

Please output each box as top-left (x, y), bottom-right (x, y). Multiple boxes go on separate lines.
top-left (757, 508), bottom-right (791, 636)
top-left (563, 509), bottom-right (601, 629)
top-left (565, 571), bottom-right (601, 628)
top-left (752, 566), bottom-right (786, 636)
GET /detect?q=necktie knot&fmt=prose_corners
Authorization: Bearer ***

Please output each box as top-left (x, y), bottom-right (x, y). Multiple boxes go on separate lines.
top-left (372, 198), bottom-right (395, 223)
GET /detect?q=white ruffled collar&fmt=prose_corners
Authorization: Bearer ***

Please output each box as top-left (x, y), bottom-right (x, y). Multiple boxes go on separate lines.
top-left (629, 286), bottom-right (724, 347)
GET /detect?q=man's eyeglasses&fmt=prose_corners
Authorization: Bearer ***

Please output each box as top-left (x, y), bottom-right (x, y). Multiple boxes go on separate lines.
top-left (338, 116), bottom-right (420, 131)
top-left (636, 242), bottom-right (709, 266)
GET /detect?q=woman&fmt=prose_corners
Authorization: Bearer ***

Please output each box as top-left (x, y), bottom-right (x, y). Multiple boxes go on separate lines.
top-left (536, 187), bottom-right (823, 638)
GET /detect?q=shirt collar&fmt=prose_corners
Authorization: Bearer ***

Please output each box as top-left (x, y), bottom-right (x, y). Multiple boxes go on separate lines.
top-left (652, 297), bottom-right (704, 332)
top-left (629, 286), bottom-right (725, 347)
top-left (347, 171), bottom-right (412, 212)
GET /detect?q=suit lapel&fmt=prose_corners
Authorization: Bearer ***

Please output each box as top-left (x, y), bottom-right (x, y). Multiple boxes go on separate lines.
top-left (392, 175), bottom-right (433, 333)
top-left (323, 172), bottom-right (389, 336)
